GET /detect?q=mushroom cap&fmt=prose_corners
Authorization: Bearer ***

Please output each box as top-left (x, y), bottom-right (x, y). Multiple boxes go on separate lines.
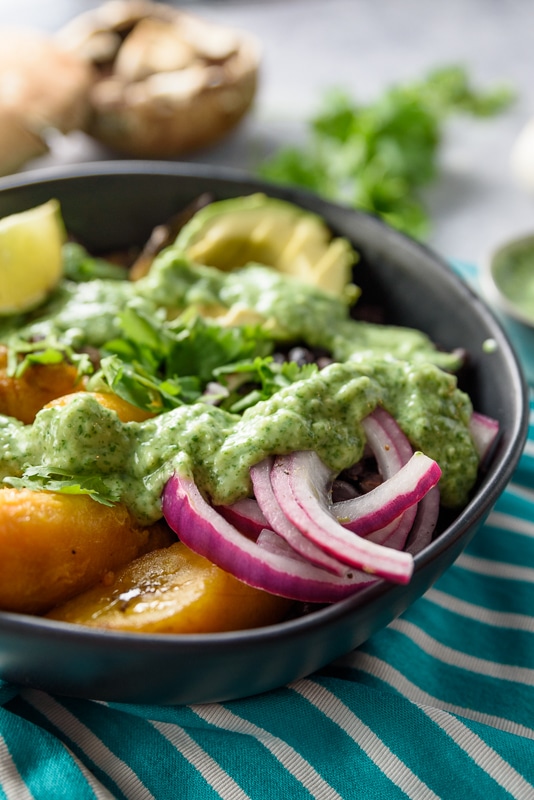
top-left (56, 0), bottom-right (261, 157)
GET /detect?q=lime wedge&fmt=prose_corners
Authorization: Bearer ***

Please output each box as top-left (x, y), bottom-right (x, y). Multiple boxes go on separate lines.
top-left (0, 199), bottom-right (65, 315)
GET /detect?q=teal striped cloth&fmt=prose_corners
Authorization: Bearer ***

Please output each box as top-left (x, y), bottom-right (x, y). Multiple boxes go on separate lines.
top-left (1, 264), bottom-right (534, 799)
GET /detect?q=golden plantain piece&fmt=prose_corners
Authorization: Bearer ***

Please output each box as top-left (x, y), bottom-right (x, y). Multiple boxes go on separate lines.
top-left (0, 488), bottom-right (174, 615)
top-left (44, 390), bottom-right (155, 422)
top-left (47, 541), bottom-right (294, 633)
top-left (0, 345), bottom-right (84, 424)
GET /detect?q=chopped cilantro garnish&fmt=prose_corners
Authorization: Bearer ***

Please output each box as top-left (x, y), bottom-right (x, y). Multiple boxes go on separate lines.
top-left (4, 466), bottom-right (121, 507)
top-left (258, 65), bottom-right (514, 238)
top-left (215, 357), bottom-right (318, 413)
top-left (93, 354), bottom-right (201, 413)
top-left (90, 306), bottom-right (281, 414)
top-left (6, 333), bottom-right (94, 379)
top-left (62, 242), bottom-right (130, 282)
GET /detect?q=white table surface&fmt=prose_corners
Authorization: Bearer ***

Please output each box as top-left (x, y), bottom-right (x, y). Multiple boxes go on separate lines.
top-left (2, 0), bottom-right (534, 267)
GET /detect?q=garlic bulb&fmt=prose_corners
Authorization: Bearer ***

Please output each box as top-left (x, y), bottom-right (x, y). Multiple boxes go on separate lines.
top-left (510, 117), bottom-right (534, 192)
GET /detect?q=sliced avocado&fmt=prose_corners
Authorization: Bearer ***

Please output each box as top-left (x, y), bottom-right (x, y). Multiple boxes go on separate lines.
top-left (174, 193), bottom-right (358, 297)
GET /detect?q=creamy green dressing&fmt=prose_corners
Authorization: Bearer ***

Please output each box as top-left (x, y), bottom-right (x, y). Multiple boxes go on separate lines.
top-left (0, 245), bottom-right (478, 523)
top-left (11, 279), bottom-right (157, 348)
top-left (9, 255), bottom-right (461, 371)
top-left (138, 254), bottom-right (462, 370)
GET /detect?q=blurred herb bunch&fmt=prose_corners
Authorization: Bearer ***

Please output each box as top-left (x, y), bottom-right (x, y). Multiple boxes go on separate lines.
top-left (258, 65), bottom-right (513, 239)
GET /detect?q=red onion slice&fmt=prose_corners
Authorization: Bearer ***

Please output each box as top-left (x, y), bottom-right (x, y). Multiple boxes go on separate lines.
top-left (360, 407), bottom-right (413, 477)
top-left (469, 411), bottom-right (500, 467)
top-left (332, 407), bottom-right (414, 532)
top-left (162, 405), bottom-right (446, 602)
top-left (366, 503), bottom-right (417, 549)
top-left (271, 450), bottom-right (441, 583)
top-left (332, 451), bottom-right (440, 532)
top-left (217, 498), bottom-right (269, 539)
top-left (251, 457), bottom-right (350, 577)
top-left (405, 485), bottom-right (440, 554)
top-left (256, 528), bottom-right (314, 562)
top-left (162, 474), bottom-right (377, 603)
top-left (332, 407), bottom-right (417, 546)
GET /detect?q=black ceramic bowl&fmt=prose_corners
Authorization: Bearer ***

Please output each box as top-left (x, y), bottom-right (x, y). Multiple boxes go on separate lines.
top-left (0, 162), bottom-right (527, 705)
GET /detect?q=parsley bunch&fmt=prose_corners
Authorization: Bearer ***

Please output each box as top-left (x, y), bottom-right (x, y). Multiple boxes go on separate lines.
top-left (258, 65), bottom-right (513, 238)
top-left (4, 466), bottom-right (121, 507)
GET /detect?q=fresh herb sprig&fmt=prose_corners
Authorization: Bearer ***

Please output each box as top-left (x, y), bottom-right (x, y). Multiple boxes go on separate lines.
top-left (4, 466), bottom-right (121, 506)
top-left (215, 357), bottom-right (318, 413)
top-left (62, 242), bottom-right (130, 282)
top-left (258, 65), bottom-right (514, 238)
top-left (6, 333), bottom-right (94, 379)
top-left (90, 305), bottom-right (315, 415)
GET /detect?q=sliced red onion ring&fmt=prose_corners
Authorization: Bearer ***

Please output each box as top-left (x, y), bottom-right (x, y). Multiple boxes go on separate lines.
top-left (360, 406), bottom-right (413, 477)
top-left (332, 451), bottom-right (440, 532)
top-left (251, 457), bottom-right (350, 577)
top-left (469, 411), bottom-right (499, 467)
top-left (162, 474), bottom-right (378, 603)
top-left (256, 528), bottom-right (313, 562)
top-left (332, 407), bottom-right (416, 543)
top-left (271, 450), bottom-right (440, 583)
top-left (162, 405), bottom-right (445, 602)
top-left (217, 498), bottom-right (269, 539)
top-left (366, 504), bottom-right (417, 548)
top-left (405, 485), bottom-right (440, 555)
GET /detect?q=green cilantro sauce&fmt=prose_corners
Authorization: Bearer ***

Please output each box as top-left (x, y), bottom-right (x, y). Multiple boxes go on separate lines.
top-left (491, 240), bottom-right (534, 322)
top-left (138, 254), bottom-right (462, 370)
top-left (0, 247), bottom-right (477, 522)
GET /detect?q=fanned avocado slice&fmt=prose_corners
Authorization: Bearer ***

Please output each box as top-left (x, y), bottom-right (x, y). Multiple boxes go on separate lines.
top-left (174, 193), bottom-right (358, 297)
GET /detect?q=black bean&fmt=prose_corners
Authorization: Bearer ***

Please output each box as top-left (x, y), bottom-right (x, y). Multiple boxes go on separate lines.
top-left (288, 347), bottom-right (316, 366)
top-left (331, 479), bottom-right (361, 503)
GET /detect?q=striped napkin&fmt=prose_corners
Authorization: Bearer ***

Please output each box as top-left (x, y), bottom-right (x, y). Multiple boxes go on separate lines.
top-left (1, 264), bottom-right (534, 799)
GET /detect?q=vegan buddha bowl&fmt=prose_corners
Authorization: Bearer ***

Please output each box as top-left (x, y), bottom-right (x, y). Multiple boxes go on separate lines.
top-left (0, 162), bottom-right (526, 704)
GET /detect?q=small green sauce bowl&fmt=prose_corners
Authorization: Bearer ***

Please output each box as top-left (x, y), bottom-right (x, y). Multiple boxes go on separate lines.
top-left (487, 234), bottom-right (534, 325)
top-left (485, 233), bottom-right (534, 383)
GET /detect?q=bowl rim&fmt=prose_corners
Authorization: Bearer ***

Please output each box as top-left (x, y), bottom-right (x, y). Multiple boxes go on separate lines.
top-left (0, 160), bottom-right (529, 651)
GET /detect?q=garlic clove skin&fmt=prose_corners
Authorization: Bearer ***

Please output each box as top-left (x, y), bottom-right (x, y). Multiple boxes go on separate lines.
top-left (510, 117), bottom-right (534, 193)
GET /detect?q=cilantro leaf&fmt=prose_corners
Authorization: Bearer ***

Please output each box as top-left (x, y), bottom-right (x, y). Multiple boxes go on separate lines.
top-left (62, 242), bottom-right (129, 282)
top-left (6, 333), bottom-right (94, 379)
top-left (165, 316), bottom-right (272, 384)
top-left (93, 306), bottom-right (276, 414)
top-left (215, 356), bottom-right (318, 412)
top-left (94, 354), bottom-right (201, 412)
top-left (4, 465), bottom-right (121, 506)
top-left (258, 65), bottom-right (514, 238)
